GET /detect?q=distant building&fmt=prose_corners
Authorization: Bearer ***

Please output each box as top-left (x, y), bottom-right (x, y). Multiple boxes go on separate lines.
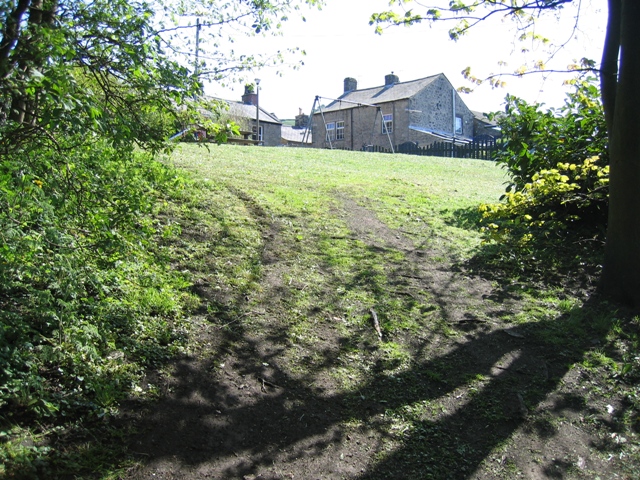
top-left (471, 110), bottom-right (502, 139)
top-left (311, 72), bottom-right (475, 150)
top-left (281, 109), bottom-right (312, 146)
top-left (221, 86), bottom-right (282, 146)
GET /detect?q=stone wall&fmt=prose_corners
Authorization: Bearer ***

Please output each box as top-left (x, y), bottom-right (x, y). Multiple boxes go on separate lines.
top-left (406, 75), bottom-right (474, 141)
top-left (262, 122), bottom-right (282, 146)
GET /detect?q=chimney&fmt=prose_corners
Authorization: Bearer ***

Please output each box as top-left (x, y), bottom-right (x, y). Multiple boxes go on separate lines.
top-left (385, 72), bottom-right (399, 86)
top-left (241, 84), bottom-right (258, 105)
top-left (295, 111), bottom-right (309, 128)
top-left (344, 77), bottom-right (358, 93)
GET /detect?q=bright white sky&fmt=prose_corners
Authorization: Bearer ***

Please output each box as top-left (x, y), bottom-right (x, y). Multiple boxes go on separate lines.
top-left (203, 0), bottom-right (606, 120)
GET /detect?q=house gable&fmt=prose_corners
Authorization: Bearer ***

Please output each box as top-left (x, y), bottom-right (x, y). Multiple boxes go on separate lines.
top-left (406, 74), bottom-right (474, 140)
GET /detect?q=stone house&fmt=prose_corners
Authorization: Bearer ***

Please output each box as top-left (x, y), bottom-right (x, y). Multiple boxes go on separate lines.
top-left (311, 73), bottom-right (475, 150)
top-left (221, 86), bottom-right (282, 146)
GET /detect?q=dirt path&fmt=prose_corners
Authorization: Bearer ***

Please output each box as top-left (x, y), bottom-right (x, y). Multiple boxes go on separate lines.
top-left (123, 191), bottom-right (627, 479)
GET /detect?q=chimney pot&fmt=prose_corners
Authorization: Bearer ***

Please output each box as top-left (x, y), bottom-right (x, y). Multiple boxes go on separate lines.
top-left (385, 72), bottom-right (399, 86)
top-left (344, 77), bottom-right (358, 93)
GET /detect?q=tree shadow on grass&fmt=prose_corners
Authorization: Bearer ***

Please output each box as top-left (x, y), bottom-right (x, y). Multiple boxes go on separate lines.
top-left (120, 293), bottom-right (619, 479)
top-left (109, 193), bottom-right (629, 479)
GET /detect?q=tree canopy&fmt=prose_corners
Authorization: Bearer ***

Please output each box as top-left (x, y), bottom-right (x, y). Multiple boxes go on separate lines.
top-left (0, 0), bottom-right (322, 153)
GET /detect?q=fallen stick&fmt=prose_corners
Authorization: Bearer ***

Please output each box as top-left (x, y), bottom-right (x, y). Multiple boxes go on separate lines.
top-left (258, 376), bottom-right (281, 392)
top-left (215, 310), bottom-right (266, 330)
top-left (455, 318), bottom-right (488, 324)
top-left (370, 308), bottom-right (383, 341)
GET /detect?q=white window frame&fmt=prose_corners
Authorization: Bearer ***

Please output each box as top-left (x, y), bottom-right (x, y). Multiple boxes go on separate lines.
top-left (382, 114), bottom-right (393, 134)
top-left (336, 121), bottom-right (345, 140)
top-left (455, 115), bottom-right (463, 135)
top-left (326, 122), bottom-right (336, 141)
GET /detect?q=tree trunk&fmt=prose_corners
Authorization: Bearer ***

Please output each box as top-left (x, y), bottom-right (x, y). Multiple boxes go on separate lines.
top-left (600, 0), bottom-right (620, 134)
top-left (6, 0), bottom-right (57, 124)
top-left (600, 0), bottom-right (640, 307)
top-left (0, 0), bottom-right (32, 79)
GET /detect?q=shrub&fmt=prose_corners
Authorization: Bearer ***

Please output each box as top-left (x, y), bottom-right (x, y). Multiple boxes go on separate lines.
top-left (0, 139), bottom-right (194, 425)
top-left (478, 79), bottom-right (609, 278)
top-left (494, 77), bottom-right (608, 192)
top-left (480, 156), bottom-right (609, 248)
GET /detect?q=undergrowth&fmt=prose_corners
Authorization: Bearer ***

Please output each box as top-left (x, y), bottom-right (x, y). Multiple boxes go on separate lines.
top-left (0, 139), bottom-right (197, 477)
top-left (470, 78), bottom-right (609, 287)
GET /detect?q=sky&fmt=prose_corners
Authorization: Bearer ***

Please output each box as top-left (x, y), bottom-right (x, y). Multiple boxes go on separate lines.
top-left (202, 0), bottom-right (607, 120)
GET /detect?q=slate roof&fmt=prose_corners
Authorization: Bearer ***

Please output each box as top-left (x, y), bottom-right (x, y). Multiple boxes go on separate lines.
top-left (471, 110), bottom-right (499, 127)
top-left (408, 124), bottom-right (472, 143)
top-left (204, 96), bottom-right (282, 124)
top-left (226, 100), bottom-right (281, 124)
top-left (322, 74), bottom-right (442, 113)
top-left (281, 126), bottom-right (311, 143)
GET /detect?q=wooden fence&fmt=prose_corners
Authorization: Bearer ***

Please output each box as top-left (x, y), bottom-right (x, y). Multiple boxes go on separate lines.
top-left (363, 137), bottom-right (501, 161)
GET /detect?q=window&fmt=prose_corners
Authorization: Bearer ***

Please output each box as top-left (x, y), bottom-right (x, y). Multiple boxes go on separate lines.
top-left (336, 121), bottom-right (345, 140)
top-left (455, 115), bottom-right (463, 135)
top-left (252, 125), bottom-right (263, 142)
top-left (382, 114), bottom-right (393, 134)
top-left (326, 122), bottom-right (335, 141)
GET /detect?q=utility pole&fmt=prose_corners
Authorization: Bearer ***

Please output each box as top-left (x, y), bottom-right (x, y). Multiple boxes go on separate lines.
top-left (255, 78), bottom-right (261, 145)
top-left (194, 19), bottom-right (202, 94)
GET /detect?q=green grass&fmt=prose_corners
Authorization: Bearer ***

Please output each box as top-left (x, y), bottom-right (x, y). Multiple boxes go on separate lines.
top-left (5, 143), bottom-right (639, 478)
top-left (171, 145), bottom-right (507, 261)
top-left (165, 144), bottom-right (638, 478)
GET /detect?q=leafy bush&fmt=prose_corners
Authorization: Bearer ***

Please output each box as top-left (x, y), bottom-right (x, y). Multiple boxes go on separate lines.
top-left (494, 77), bottom-right (608, 191)
top-left (0, 139), bottom-right (195, 426)
top-left (478, 79), bottom-right (608, 277)
top-left (480, 156), bottom-right (609, 247)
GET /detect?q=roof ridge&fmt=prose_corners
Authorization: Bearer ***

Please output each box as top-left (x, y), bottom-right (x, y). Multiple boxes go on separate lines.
top-left (349, 73), bottom-right (442, 93)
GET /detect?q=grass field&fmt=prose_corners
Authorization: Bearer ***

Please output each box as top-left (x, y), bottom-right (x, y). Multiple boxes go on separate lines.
top-left (171, 144), bottom-right (507, 253)
top-left (126, 144), bottom-right (637, 479)
top-left (5, 144), bottom-right (638, 479)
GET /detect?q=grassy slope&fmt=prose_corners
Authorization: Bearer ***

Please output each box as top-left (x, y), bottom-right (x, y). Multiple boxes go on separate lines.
top-left (167, 145), bottom-right (509, 343)
top-left (171, 144), bottom-right (506, 247)
top-left (7, 144), bottom-right (637, 478)
top-left (156, 144), bottom-right (638, 479)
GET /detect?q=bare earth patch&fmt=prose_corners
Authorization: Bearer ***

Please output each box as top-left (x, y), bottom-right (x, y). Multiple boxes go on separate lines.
top-left (122, 189), bottom-right (632, 479)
